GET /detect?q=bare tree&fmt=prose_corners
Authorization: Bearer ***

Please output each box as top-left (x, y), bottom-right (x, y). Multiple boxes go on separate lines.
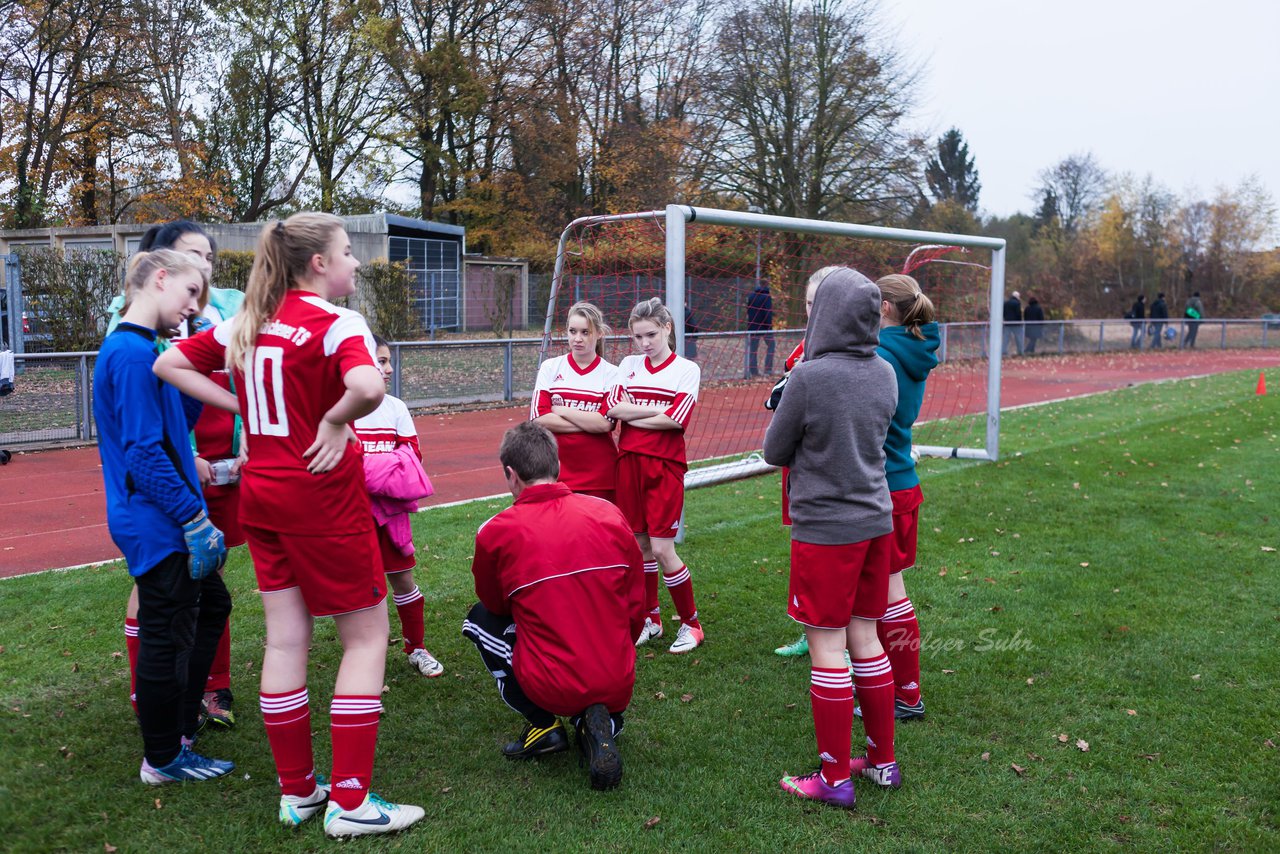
top-left (1036, 153), bottom-right (1107, 235)
top-left (696, 0), bottom-right (920, 222)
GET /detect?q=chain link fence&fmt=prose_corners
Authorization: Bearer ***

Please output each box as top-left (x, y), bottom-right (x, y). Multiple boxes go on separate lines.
top-left (2, 319), bottom-right (1277, 450)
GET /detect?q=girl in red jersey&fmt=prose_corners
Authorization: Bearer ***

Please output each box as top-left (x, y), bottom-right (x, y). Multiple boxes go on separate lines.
top-left (606, 297), bottom-right (703, 655)
top-left (531, 301), bottom-right (618, 502)
top-left (354, 335), bottom-right (444, 678)
top-left (156, 213), bottom-right (424, 838)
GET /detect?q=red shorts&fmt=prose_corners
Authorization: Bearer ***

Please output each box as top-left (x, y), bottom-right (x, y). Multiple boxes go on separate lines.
top-left (205, 484), bottom-right (245, 547)
top-left (615, 453), bottom-right (684, 538)
top-left (244, 524), bottom-right (385, 617)
top-left (575, 488), bottom-right (616, 505)
top-left (889, 485), bottom-right (924, 574)
top-left (376, 523), bottom-right (415, 574)
top-left (788, 535), bottom-right (891, 627)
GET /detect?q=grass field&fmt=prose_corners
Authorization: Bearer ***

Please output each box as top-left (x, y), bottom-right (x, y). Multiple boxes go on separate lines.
top-left (1, 369), bottom-right (1277, 852)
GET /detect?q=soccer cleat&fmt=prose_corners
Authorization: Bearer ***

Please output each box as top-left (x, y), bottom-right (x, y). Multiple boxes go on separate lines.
top-left (576, 703), bottom-right (622, 791)
top-left (850, 756), bottom-right (902, 789)
top-left (139, 745), bottom-right (234, 785)
top-left (667, 621), bottom-right (704, 655)
top-left (202, 688), bottom-right (236, 729)
top-left (279, 778), bottom-right (331, 826)
top-left (323, 792), bottom-right (424, 838)
top-left (779, 770), bottom-right (856, 809)
top-left (634, 617), bottom-right (663, 647)
top-left (502, 720), bottom-right (569, 759)
top-left (854, 697), bottom-right (925, 721)
top-left (774, 634), bottom-right (809, 657)
top-left (407, 648), bottom-right (445, 678)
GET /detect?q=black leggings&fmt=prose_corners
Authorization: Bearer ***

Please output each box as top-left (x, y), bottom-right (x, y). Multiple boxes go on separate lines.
top-left (134, 552), bottom-right (232, 766)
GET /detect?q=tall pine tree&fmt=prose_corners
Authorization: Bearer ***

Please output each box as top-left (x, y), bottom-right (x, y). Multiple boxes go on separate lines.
top-left (925, 127), bottom-right (981, 212)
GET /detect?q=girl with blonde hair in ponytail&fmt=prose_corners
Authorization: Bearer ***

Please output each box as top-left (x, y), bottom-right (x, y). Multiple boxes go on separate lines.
top-left (530, 301), bottom-right (620, 502)
top-left (847, 273), bottom-right (939, 763)
top-left (156, 213), bottom-right (424, 837)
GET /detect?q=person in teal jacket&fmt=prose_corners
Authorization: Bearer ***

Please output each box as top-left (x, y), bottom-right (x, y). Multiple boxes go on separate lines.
top-left (851, 273), bottom-right (939, 731)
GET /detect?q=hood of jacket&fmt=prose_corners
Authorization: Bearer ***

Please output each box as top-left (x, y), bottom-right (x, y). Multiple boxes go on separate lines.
top-left (803, 268), bottom-right (880, 360)
top-left (877, 323), bottom-right (940, 382)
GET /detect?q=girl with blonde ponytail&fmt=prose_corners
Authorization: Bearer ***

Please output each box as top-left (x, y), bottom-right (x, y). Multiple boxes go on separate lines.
top-left (530, 301), bottom-right (620, 501)
top-left (155, 213), bottom-right (425, 836)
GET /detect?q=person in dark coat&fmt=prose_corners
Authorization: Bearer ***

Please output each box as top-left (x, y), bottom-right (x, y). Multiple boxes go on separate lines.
top-left (1149, 292), bottom-right (1168, 348)
top-left (1128, 295), bottom-right (1146, 349)
top-left (1183, 292), bottom-right (1205, 348)
top-left (1023, 296), bottom-right (1045, 353)
top-left (746, 283), bottom-right (775, 376)
top-left (1001, 290), bottom-right (1023, 356)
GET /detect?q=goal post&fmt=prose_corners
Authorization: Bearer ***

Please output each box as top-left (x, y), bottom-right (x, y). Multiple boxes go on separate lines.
top-left (540, 204), bottom-right (1008, 490)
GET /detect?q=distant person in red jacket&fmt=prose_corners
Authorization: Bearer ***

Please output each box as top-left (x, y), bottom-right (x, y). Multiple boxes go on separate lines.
top-left (462, 421), bottom-right (646, 790)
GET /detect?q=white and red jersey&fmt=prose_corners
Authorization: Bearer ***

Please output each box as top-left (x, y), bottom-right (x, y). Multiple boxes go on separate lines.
top-left (607, 352), bottom-right (699, 466)
top-left (471, 482), bottom-right (645, 715)
top-left (353, 394), bottom-right (421, 461)
top-left (178, 290), bottom-right (378, 536)
top-left (531, 353), bottom-right (618, 492)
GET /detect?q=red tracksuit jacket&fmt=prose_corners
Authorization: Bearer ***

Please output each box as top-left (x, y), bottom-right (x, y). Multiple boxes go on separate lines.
top-left (471, 482), bottom-right (646, 715)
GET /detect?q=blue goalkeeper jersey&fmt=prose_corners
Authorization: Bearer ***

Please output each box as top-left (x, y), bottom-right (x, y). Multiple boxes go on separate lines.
top-left (94, 323), bottom-right (206, 576)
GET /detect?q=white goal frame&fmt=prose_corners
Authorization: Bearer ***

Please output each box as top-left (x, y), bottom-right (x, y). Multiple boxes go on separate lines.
top-left (542, 204), bottom-right (1008, 490)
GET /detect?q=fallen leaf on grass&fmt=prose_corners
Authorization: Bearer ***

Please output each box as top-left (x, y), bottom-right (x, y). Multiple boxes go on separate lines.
top-left (1262, 546), bottom-right (1276, 553)
top-left (105, 845), bottom-right (117, 853)
top-left (784, 703), bottom-right (797, 709)
top-left (111, 651), bottom-right (123, 660)
top-left (653, 692), bottom-right (666, 700)
top-left (937, 567), bottom-right (948, 577)
top-left (1126, 709), bottom-right (1137, 716)
top-left (989, 605), bottom-right (1002, 613)
top-left (1026, 678), bottom-right (1034, 685)
top-left (154, 799), bottom-right (162, 810)
top-left (1140, 753), bottom-right (1160, 761)
top-left (71, 663), bottom-right (79, 673)
top-left (980, 752), bottom-right (991, 762)
top-left (644, 652), bottom-right (655, 660)
top-left (441, 786), bottom-right (452, 794)
top-left (1076, 739), bottom-right (1090, 752)
top-left (1191, 674), bottom-right (1201, 681)
top-left (643, 816), bottom-right (661, 830)
top-left (680, 693), bottom-right (694, 703)
top-left (1027, 752), bottom-right (1045, 761)
top-left (1057, 733), bottom-right (1070, 743)
top-left (941, 669), bottom-right (956, 674)
top-left (1010, 763), bottom-right (1026, 776)
top-left (1264, 739), bottom-right (1276, 749)
top-left (1079, 562), bottom-right (1089, 568)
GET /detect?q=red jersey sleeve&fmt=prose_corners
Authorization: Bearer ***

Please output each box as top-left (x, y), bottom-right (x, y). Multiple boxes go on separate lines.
top-left (393, 401), bottom-right (422, 461)
top-left (177, 326), bottom-right (227, 374)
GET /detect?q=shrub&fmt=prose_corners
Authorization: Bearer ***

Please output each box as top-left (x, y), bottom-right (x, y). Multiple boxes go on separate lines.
top-left (15, 247), bottom-right (123, 351)
top-left (359, 259), bottom-right (422, 341)
top-left (212, 250), bottom-right (254, 292)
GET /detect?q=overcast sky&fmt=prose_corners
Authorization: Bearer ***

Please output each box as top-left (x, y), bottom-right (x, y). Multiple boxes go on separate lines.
top-left (883, 0), bottom-right (1280, 222)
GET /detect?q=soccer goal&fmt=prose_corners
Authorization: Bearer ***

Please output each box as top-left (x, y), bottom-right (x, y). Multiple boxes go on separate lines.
top-left (538, 205), bottom-right (1008, 490)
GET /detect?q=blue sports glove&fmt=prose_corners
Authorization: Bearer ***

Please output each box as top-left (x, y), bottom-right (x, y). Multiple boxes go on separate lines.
top-left (182, 510), bottom-right (227, 580)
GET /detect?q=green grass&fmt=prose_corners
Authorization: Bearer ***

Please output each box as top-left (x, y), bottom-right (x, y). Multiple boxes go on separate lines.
top-left (2, 370), bottom-right (1278, 852)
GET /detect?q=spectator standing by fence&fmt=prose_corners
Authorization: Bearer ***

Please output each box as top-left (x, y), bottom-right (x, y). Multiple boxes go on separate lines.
top-left (1023, 296), bottom-right (1044, 353)
top-left (1001, 290), bottom-right (1022, 356)
top-left (746, 282), bottom-right (775, 376)
top-left (1149, 293), bottom-right (1168, 348)
top-left (1183, 292), bottom-right (1204, 348)
top-left (1127, 295), bottom-right (1146, 349)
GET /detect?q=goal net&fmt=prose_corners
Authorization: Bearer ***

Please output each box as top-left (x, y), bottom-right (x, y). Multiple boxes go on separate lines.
top-left (538, 205), bottom-right (1007, 489)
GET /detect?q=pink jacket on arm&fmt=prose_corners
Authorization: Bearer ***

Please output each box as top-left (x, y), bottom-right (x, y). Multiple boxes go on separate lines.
top-left (363, 444), bottom-right (434, 556)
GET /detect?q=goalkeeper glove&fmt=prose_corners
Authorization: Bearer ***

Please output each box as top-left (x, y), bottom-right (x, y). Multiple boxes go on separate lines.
top-left (765, 372), bottom-right (789, 410)
top-left (182, 510), bottom-right (227, 580)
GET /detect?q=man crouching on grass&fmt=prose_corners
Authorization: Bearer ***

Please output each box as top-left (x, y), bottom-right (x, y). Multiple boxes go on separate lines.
top-left (462, 421), bottom-right (646, 790)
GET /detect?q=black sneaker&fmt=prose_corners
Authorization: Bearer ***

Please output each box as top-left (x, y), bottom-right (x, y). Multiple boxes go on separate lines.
top-left (502, 720), bottom-right (569, 760)
top-left (854, 697), bottom-right (926, 721)
top-left (202, 688), bottom-right (236, 729)
top-left (576, 704), bottom-right (622, 791)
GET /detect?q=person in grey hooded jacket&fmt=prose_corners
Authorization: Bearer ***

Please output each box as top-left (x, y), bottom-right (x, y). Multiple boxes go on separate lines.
top-left (763, 266), bottom-right (902, 809)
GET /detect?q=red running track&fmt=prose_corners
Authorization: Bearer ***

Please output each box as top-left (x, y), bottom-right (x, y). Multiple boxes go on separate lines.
top-left (2, 349), bottom-right (1275, 577)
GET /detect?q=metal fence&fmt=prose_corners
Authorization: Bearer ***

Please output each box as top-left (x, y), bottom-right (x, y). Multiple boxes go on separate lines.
top-left (2, 318), bottom-right (1277, 450)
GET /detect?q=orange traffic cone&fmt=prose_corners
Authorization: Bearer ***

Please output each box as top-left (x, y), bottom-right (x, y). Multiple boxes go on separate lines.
top-left (1258, 372), bottom-right (1267, 396)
